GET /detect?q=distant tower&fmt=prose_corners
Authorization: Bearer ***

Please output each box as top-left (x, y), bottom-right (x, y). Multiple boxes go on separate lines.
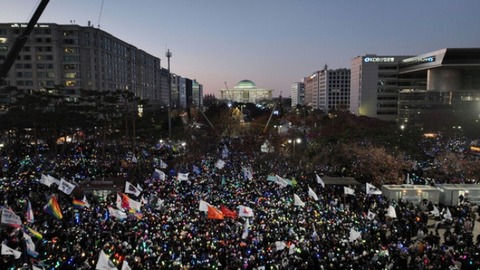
top-left (166, 49), bottom-right (172, 138)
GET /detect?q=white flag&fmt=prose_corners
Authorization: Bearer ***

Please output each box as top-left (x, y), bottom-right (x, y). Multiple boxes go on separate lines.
top-left (48, 175), bottom-right (61, 186)
top-left (366, 183), bottom-right (382, 195)
top-left (349, 228), bottom-right (362, 242)
top-left (1, 208), bottom-right (22, 227)
top-left (177, 173), bottom-right (189, 181)
top-left (159, 160), bottom-right (168, 169)
top-left (444, 207), bottom-right (452, 220)
top-left (293, 194), bottom-right (305, 207)
top-left (289, 243), bottom-right (296, 255)
top-left (215, 159), bottom-right (225, 169)
top-left (39, 174), bottom-right (54, 187)
top-left (82, 195), bottom-right (91, 208)
top-left (121, 261), bottom-right (132, 270)
top-left (242, 166), bottom-right (253, 180)
top-left (199, 200), bottom-right (210, 212)
top-left (275, 241), bottom-right (286, 251)
top-left (367, 210), bottom-right (376, 220)
top-left (107, 207), bottom-right (127, 220)
top-left (308, 186), bottom-right (319, 201)
top-left (153, 169), bottom-right (166, 181)
top-left (125, 181), bottom-right (141, 197)
top-left (58, 178), bottom-right (76, 195)
top-left (238, 205), bottom-right (254, 217)
top-left (431, 205), bottom-right (440, 217)
top-left (316, 174), bottom-right (325, 188)
top-left (387, 205), bottom-right (397, 218)
top-left (1, 243), bottom-right (21, 259)
top-left (96, 250), bottom-right (118, 270)
top-left (127, 198), bottom-right (142, 213)
top-left (344, 186), bottom-right (355, 195)
top-left (270, 175), bottom-right (290, 188)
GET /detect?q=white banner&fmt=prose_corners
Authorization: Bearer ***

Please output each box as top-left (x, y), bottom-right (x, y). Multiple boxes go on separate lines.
top-left (58, 179), bottom-right (76, 195)
top-left (1, 208), bottom-right (22, 227)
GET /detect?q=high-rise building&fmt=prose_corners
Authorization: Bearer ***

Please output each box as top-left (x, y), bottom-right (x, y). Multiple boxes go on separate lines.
top-left (349, 55), bottom-right (412, 121)
top-left (304, 67), bottom-right (350, 112)
top-left (0, 22), bottom-right (202, 109)
top-left (397, 48), bottom-right (480, 135)
top-left (291, 82), bottom-right (304, 107)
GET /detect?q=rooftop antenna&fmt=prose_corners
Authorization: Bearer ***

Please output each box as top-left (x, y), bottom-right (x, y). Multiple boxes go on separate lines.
top-left (97, 0), bottom-right (105, 28)
top-left (166, 49), bottom-right (172, 139)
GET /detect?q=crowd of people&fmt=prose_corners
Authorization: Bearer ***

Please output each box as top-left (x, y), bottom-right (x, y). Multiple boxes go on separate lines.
top-left (0, 135), bottom-right (480, 269)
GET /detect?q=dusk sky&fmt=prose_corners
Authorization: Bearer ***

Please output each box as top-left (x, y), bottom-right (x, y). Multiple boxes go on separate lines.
top-left (1, 0), bottom-right (479, 97)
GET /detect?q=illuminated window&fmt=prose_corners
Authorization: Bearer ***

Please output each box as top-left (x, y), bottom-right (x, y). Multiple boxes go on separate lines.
top-left (0, 37), bottom-right (7, 43)
top-left (65, 80), bottom-right (76, 87)
top-left (64, 72), bottom-right (78, 79)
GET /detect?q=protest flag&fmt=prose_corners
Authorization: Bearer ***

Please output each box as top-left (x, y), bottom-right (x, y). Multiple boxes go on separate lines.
top-left (96, 250), bottom-right (118, 270)
top-left (220, 205), bottom-right (238, 219)
top-left (1, 243), bottom-right (21, 259)
top-left (444, 207), bottom-right (452, 220)
top-left (349, 228), bottom-right (362, 242)
top-left (44, 195), bottom-right (63, 219)
top-left (308, 186), bottom-right (319, 201)
top-left (366, 183), bottom-right (382, 195)
top-left (199, 200), bottom-right (210, 212)
top-left (125, 181), bottom-right (141, 197)
top-left (177, 173), bottom-right (189, 181)
top-left (1, 208), bottom-right (22, 228)
top-left (121, 261), bottom-right (132, 270)
top-left (387, 205), bottom-right (397, 218)
top-left (293, 194), bottom-right (305, 207)
top-left (367, 210), bottom-right (376, 220)
top-left (316, 174), bottom-right (325, 188)
top-left (215, 159), bottom-right (225, 169)
top-left (23, 232), bottom-right (38, 258)
top-left (152, 169), bottom-right (166, 181)
top-left (431, 205), bottom-right (440, 217)
top-left (238, 205), bottom-right (254, 217)
top-left (26, 200), bottom-right (34, 223)
top-left (344, 186), bottom-right (355, 195)
top-left (58, 178), bottom-right (76, 195)
top-left (207, 205), bottom-right (224, 220)
top-left (24, 225), bottom-right (43, 240)
top-left (159, 159), bottom-right (168, 169)
top-left (73, 198), bottom-right (87, 209)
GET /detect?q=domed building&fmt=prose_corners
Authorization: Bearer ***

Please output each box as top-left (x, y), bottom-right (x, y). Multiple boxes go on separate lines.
top-left (220, 80), bottom-right (273, 103)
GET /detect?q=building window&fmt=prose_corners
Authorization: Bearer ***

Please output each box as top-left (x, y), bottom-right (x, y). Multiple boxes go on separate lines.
top-left (65, 80), bottom-right (76, 87)
top-left (64, 72), bottom-right (78, 79)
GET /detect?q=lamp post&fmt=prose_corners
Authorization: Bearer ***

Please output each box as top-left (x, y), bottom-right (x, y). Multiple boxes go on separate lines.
top-left (166, 49), bottom-right (172, 139)
top-left (288, 138), bottom-right (302, 155)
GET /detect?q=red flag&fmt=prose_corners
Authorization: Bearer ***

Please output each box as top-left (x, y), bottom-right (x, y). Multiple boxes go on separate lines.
top-left (207, 205), bottom-right (224, 220)
top-left (220, 205), bottom-right (238, 219)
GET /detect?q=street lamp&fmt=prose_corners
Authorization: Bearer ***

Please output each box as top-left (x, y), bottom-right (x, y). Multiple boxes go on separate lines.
top-left (288, 138), bottom-right (302, 155)
top-left (166, 49), bottom-right (172, 139)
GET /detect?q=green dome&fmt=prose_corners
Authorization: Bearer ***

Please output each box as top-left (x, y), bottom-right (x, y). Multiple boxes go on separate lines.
top-left (235, 79), bottom-right (256, 89)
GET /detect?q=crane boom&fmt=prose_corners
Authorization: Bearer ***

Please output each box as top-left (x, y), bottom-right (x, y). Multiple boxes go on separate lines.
top-left (0, 0), bottom-right (50, 81)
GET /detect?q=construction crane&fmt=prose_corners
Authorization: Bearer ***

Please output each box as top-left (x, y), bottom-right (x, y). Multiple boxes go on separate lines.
top-left (0, 0), bottom-right (50, 82)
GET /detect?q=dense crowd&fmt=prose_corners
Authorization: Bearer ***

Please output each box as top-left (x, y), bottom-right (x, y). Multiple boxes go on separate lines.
top-left (0, 136), bottom-right (480, 269)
